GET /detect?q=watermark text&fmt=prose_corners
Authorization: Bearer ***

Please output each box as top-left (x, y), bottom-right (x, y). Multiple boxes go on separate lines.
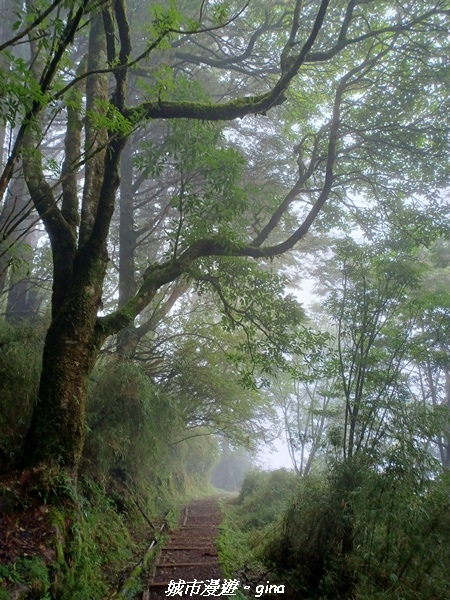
top-left (165, 578), bottom-right (285, 597)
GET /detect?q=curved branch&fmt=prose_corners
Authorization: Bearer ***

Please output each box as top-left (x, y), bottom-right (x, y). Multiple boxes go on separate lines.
top-left (125, 0), bottom-right (331, 123)
top-left (52, 2), bottom-right (251, 102)
top-left (0, 0), bottom-right (90, 201)
top-left (174, 21), bottom-right (270, 69)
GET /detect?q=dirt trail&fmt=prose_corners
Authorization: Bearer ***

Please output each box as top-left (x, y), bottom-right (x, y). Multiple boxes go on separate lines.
top-left (141, 497), bottom-right (225, 599)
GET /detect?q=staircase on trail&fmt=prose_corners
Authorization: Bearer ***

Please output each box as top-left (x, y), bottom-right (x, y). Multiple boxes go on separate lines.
top-left (140, 497), bottom-right (224, 600)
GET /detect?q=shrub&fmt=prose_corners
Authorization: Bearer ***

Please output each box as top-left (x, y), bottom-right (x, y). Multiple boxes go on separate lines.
top-left (0, 322), bottom-right (43, 469)
top-left (237, 468), bottom-right (298, 531)
top-left (267, 460), bottom-right (450, 599)
top-left (82, 360), bottom-right (176, 482)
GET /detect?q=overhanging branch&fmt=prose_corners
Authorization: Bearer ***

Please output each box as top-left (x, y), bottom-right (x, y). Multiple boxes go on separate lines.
top-left (125, 0), bottom-right (331, 122)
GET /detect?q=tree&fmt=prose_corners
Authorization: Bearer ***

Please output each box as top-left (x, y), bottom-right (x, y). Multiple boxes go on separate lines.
top-left (324, 239), bottom-right (424, 461)
top-left (405, 239), bottom-right (450, 470)
top-left (265, 235), bottom-right (450, 599)
top-left (271, 334), bottom-right (340, 477)
top-left (1, 0), bottom-right (450, 474)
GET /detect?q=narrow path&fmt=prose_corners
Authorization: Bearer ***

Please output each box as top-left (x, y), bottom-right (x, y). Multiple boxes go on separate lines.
top-left (141, 497), bottom-right (223, 599)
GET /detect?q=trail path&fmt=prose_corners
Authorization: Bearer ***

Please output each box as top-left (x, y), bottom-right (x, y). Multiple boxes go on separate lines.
top-left (141, 497), bottom-right (224, 600)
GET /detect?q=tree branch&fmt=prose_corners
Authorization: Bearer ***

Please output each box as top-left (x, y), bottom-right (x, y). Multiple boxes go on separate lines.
top-left (111, 0), bottom-right (131, 112)
top-left (61, 55), bottom-right (86, 230)
top-left (125, 0), bottom-right (331, 122)
top-left (0, 0), bottom-right (65, 52)
top-left (0, 0), bottom-right (90, 201)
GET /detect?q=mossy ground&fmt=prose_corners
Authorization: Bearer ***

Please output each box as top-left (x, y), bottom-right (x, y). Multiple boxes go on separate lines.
top-left (0, 468), bottom-right (133, 598)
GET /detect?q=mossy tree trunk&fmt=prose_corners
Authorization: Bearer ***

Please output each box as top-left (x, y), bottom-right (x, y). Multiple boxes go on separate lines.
top-left (23, 252), bottom-right (106, 469)
top-left (21, 9), bottom-right (123, 471)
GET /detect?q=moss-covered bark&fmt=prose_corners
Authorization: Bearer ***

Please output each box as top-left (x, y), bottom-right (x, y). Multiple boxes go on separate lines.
top-left (23, 248), bottom-right (107, 470)
top-left (21, 8), bottom-right (123, 470)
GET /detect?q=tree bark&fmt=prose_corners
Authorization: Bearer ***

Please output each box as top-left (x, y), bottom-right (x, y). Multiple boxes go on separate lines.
top-left (22, 245), bottom-right (107, 470)
top-left (116, 139), bottom-right (137, 357)
top-left (21, 10), bottom-right (123, 471)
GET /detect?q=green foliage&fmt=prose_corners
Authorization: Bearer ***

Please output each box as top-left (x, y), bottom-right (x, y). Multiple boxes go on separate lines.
top-left (237, 468), bottom-right (298, 532)
top-left (267, 471), bottom-right (341, 597)
top-left (149, 2), bottom-right (183, 36)
top-left (216, 506), bottom-right (258, 600)
top-left (86, 100), bottom-right (135, 136)
top-left (216, 469), bottom-right (299, 597)
top-left (0, 51), bottom-right (49, 126)
top-left (48, 480), bottom-right (134, 600)
top-left (320, 239), bottom-right (428, 459)
top-left (267, 459), bottom-right (450, 599)
top-left (83, 358), bottom-right (219, 510)
top-left (192, 257), bottom-right (317, 387)
top-left (166, 431), bottom-right (219, 498)
top-left (0, 322), bottom-right (43, 468)
top-left (137, 117), bottom-right (249, 246)
top-left (0, 354), bottom-right (219, 598)
top-left (0, 479), bottom-right (132, 598)
top-left (160, 308), bottom-right (276, 447)
top-left (211, 1), bottom-right (231, 26)
top-left (0, 556), bottom-right (50, 597)
top-left (83, 359), bottom-right (176, 480)
top-left (4, 1), bottom-right (450, 596)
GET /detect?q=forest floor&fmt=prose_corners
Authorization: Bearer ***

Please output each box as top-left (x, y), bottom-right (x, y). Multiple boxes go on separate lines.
top-left (0, 474), bottom-right (233, 599)
top-left (0, 470), bottom-right (57, 567)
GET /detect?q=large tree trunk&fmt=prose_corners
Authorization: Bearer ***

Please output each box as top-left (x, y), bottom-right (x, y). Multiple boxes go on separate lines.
top-left (23, 248), bottom-right (107, 470)
top-left (20, 11), bottom-right (116, 471)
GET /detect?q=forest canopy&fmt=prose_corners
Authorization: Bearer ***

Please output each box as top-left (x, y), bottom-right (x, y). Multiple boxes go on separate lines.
top-left (1, 0), bottom-right (450, 479)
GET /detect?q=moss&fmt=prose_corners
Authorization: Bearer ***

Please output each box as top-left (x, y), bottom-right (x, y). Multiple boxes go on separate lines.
top-left (0, 556), bottom-right (50, 597)
top-left (1, 356), bottom-right (219, 598)
top-left (47, 481), bottom-right (134, 600)
top-left (0, 321), bottom-right (43, 467)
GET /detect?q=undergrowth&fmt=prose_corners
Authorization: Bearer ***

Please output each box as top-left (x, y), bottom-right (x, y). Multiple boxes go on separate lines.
top-left (0, 330), bottom-right (219, 599)
top-left (216, 469), bottom-right (298, 599)
top-left (0, 321), bottom-right (43, 469)
top-left (267, 459), bottom-right (450, 600)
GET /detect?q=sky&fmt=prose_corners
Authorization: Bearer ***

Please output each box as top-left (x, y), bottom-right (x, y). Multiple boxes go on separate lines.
top-left (256, 278), bottom-right (318, 471)
top-left (258, 435), bottom-right (293, 470)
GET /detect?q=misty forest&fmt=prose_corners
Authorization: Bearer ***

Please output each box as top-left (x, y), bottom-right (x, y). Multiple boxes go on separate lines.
top-left (2, 0), bottom-right (450, 598)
